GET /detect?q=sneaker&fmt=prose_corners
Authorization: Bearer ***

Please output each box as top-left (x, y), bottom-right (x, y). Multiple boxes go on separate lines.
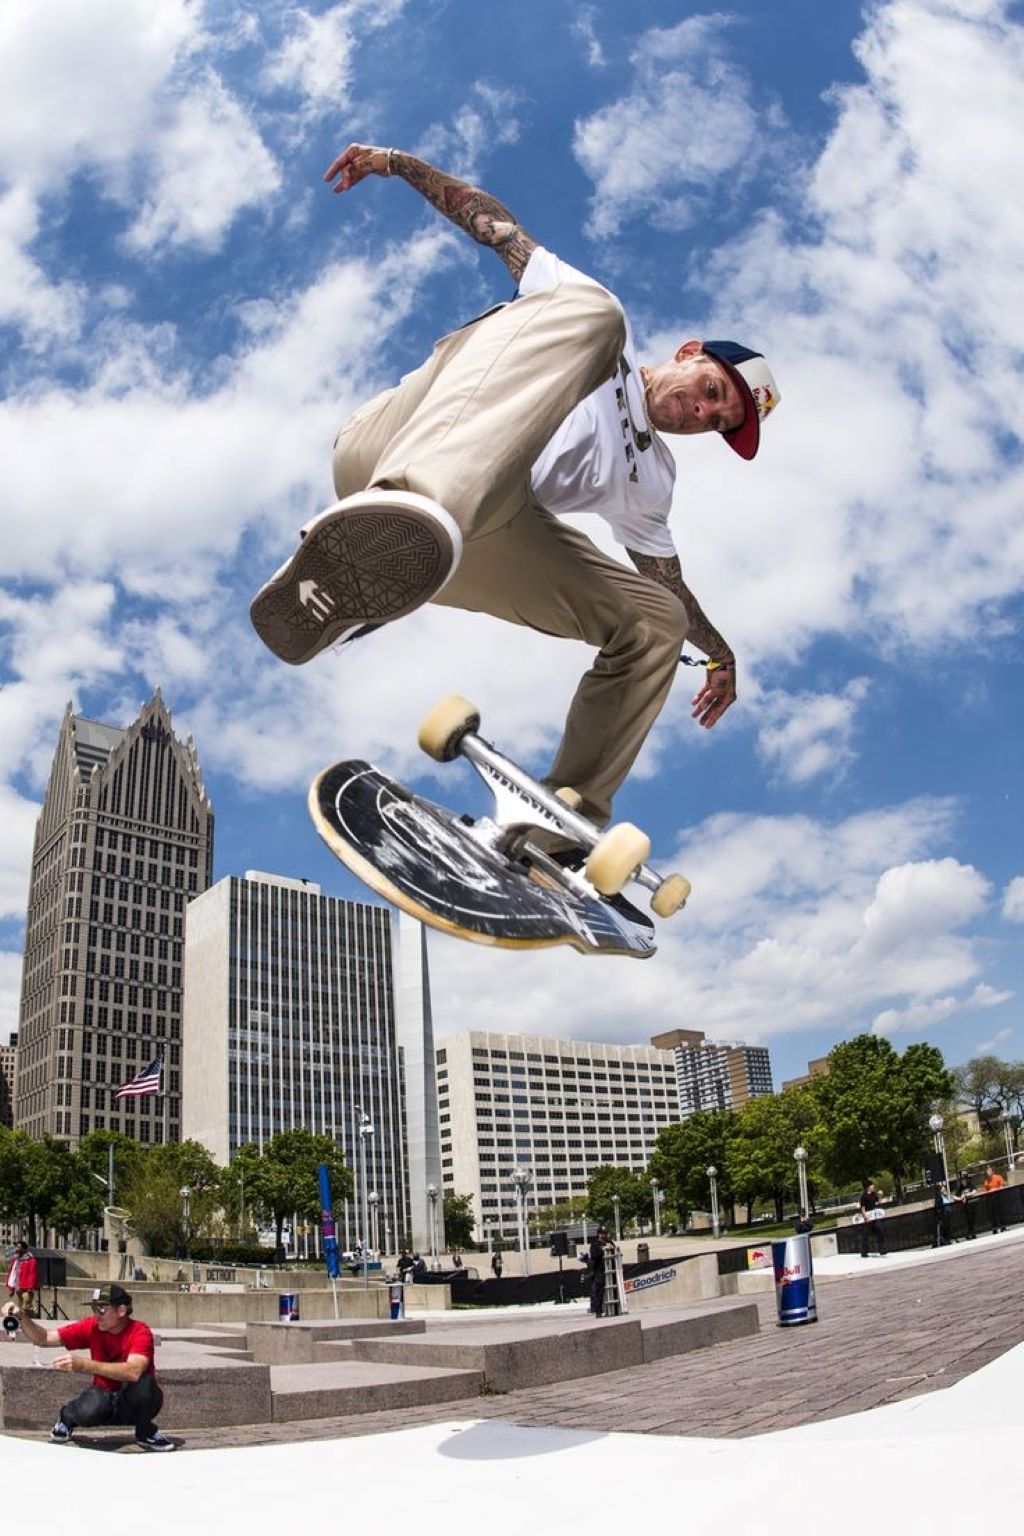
top-left (250, 490), bottom-right (462, 665)
top-left (50, 1419), bottom-right (72, 1444)
top-left (136, 1429), bottom-right (175, 1452)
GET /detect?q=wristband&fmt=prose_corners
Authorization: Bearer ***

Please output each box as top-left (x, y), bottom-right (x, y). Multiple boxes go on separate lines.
top-left (705, 659), bottom-right (735, 674)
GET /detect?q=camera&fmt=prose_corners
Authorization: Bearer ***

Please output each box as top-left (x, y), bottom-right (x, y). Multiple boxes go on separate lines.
top-left (2, 1313), bottom-right (19, 1336)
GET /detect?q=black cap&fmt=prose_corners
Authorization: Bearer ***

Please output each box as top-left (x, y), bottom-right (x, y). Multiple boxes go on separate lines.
top-left (91, 1284), bottom-right (132, 1310)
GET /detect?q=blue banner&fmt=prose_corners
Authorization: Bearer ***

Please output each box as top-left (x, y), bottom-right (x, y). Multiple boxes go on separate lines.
top-left (319, 1163), bottom-right (340, 1280)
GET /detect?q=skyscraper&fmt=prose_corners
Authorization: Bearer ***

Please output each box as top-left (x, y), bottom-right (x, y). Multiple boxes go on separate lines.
top-left (182, 874), bottom-right (441, 1253)
top-left (650, 1029), bottom-right (774, 1117)
top-left (15, 692), bottom-right (213, 1142)
top-left (0, 1033), bottom-right (17, 1128)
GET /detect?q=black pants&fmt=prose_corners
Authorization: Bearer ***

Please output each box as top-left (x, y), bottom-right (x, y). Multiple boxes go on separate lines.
top-left (860, 1219), bottom-right (886, 1257)
top-left (589, 1271), bottom-right (606, 1315)
top-left (60, 1375), bottom-right (164, 1438)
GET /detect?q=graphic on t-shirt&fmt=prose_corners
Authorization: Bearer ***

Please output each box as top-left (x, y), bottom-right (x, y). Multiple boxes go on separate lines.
top-left (615, 356), bottom-right (652, 483)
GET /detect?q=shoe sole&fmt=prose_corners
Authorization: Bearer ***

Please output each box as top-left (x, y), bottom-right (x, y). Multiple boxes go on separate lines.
top-left (251, 492), bottom-right (461, 666)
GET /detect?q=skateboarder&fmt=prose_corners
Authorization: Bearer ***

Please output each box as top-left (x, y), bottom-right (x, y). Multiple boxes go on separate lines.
top-left (252, 142), bottom-right (781, 829)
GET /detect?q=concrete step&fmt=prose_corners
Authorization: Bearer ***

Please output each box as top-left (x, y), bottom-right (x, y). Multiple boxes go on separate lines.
top-left (268, 1361), bottom-right (483, 1422)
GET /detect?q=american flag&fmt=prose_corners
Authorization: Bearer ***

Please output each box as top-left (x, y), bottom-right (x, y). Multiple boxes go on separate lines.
top-left (115, 1057), bottom-right (163, 1099)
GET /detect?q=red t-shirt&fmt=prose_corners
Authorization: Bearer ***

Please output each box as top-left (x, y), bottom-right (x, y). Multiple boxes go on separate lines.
top-left (58, 1315), bottom-right (156, 1391)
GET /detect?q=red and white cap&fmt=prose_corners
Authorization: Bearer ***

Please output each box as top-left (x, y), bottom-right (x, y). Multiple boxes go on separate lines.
top-left (702, 340), bottom-right (781, 460)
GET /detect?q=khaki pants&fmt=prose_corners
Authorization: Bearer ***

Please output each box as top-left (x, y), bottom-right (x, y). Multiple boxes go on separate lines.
top-left (332, 282), bottom-right (688, 824)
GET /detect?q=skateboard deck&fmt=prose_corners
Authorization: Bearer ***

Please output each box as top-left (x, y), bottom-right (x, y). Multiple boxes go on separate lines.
top-left (310, 760), bottom-right (657, 957)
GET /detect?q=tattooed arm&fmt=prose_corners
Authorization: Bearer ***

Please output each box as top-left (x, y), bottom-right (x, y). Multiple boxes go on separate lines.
top-left (323, 142), bottom-right (538, 285)
top-left (626, 550), bottom-right (737, 729)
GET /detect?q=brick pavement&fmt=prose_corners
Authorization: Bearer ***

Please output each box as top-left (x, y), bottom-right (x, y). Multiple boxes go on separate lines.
top-left (20, 1240), bottom-right (1024, 1452)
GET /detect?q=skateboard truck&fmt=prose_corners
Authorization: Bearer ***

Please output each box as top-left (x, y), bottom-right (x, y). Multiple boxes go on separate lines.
top-left (417, 695), bottom-right (691, 919)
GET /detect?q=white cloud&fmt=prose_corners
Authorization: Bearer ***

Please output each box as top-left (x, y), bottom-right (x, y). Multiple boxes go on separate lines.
top-left (570, 7), bottom-right (607, 68)
top-left (873, 981), bottom-right (1011, 1036)
top-left (414, 83), bottom-right (524, 183)
top-left (976, 1026), bottom-right (1013, 1055)
top-left (1003, 877), bottom-right (1024, 922)
top-left (573, 15), bottom-right (785, 237)
top-left (426, 798), bottom-right (995, 1050)
top-left (262, 0), bottom-right (404, 119)
top-left (756, 678), bottom-right (869, 784)
top-left (0, 952), bottom-right (24, 1043)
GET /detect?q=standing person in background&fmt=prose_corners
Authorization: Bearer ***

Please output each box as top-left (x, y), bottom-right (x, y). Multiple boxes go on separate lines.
top-left (491, 1251), bottom-right (504, 1279)
top-left (981, 1165), bottom-right (1008, 1234)
top-left (4, 1241), bottom-right (38, 1318)
top-left (588, 1226), bottom-right (612, 1317)
top-left (953, 1173), bottom-right (977, 1240)
top-left (858, 1182), bottom-right (888, 1259)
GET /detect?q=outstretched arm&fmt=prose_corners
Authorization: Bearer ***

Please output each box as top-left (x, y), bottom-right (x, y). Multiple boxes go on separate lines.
top-left (323, 143), bottom-right (538, 284)
top-left (626, 550), bottom-right (737, 729)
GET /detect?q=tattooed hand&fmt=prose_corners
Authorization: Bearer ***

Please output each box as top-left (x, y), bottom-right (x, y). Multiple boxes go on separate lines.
top-left (323, 142), bottom-right (538, 283)
top-left (323, 143), bottom-right (391, 192)
top-left (691, 665), bottom-right (737, 729)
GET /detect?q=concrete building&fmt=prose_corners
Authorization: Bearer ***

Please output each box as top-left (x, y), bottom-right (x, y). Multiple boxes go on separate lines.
top-left (651, 1029), bottom-right (774, 1117)
top-left (182, 873), bottom-right (442, 1254)
top-left (15, 693), bottom-right (213, 1142)
top-left (437, 1031), bottom-right (680, 1241)
top-left (0, 1033), bottom-right (17, 1128)
top-left (781, 1057), bottom-right (831, 1092)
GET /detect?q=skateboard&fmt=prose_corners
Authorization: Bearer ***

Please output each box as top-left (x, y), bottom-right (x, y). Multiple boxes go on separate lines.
top-left (308, 695), bottom-right (691, 958)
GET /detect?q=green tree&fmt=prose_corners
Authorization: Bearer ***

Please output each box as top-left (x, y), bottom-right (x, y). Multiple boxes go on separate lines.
top-left (527, 1195), bottom-right (587, 1237)
top-left (120, 1139), bottom-right (223, 1257)
top-left (76, 1130), bottom-right (143, 1208)
top-left (585, 1165), bottom-right (651, 1230)
top-left (238, 1129), bottom-right (353, 1257)
top-left (0, 1128), bottom-right (29, 1230)
top-left (649, 1109), bottom-right (737, 1226)
top-left (725, 1087), bottom-right (822, 1223)
top-left (812, 1035), bottom-right (954, 1197)
top-left (442, 1192), bottom-right (475, 1249)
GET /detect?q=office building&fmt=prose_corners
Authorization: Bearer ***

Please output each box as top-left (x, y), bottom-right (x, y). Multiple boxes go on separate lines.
top-left (781, 1057), bottom-right (831, 1092)
top-left (15, 693), bottom-right (213, 1141)
top-left (182, 873), bottom-right (442, 1253)
top-left (651, 1029), bottom-right (773, 1117)
top-left (0, 1033), bottom-right (17, 1128)
top-left (437, 1030), bottom-right (680, 1241)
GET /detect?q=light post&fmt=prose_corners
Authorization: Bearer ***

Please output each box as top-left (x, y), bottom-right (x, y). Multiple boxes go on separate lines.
top-left (355, 1106), bottom-right (374, 1288)
top-left (1002, 1112), bottom-right (1015, 1172)
top-left (179, 1185), bottom-right (192, 1257)
top-left (368, 1191), bottom-right (380, 1254)
top-left (928, 1113), bottom-right (950, 1190)
top-left (794, 1146), bottom-right (809, 1217)
top-left (426, 1183), bottom-right (439, 1267)
top-left (706, 1166), bottom-right (720, 1240)
top-left (510, 1166), bottom-right (532, 1275)
top-left (650, 1176), bottom-right (662, 1237)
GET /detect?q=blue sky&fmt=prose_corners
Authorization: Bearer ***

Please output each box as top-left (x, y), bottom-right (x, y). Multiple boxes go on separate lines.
top-left (1, 0), bottom-right (1021, 1088)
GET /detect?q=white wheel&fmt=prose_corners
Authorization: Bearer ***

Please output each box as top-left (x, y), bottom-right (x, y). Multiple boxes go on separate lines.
top-left (584, 822), bottom-right (651, 896)
top-left (417, 695), bottom-right (480, 762)
top-left (554, 787), bottom-right (583, 811)
top-left (651, 873), bottom-right (691, 919)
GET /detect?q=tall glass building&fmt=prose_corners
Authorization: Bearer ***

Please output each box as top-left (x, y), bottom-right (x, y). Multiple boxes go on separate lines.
top-left (182, 873), bottom-right (442, 1253)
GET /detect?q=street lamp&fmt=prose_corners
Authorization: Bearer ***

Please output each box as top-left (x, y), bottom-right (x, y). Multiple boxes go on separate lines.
top-left (706, 1166), bottom-right (720, 1240)
top-left (179, 1185), bottom-right (192, 1258)
top-left (611, 1193), bottom-right (621, 1243)
top-left (1002, 1112), bottom-right (1015, 1172)
top-left (928, 1112), bottom-right (950, 1190)
top-left (794, 1146), bottom-right (809, 1217)
top-left (426, 1183), bottom-right (439, 1267)
top-left (368, 1191), bottom-right (380, 1254)
top-left (650, 1176), bottom-right (662, 1238)
top-left (510, 1166), bottom-right (532, 1275)
top-left (355, 1107), bottom-right (374, 1288)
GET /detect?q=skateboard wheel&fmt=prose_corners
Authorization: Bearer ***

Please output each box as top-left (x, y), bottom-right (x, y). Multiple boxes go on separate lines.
top-left (417, 695), bottom-right (481, 762)
top-left (554, 787), bottom-right (583, 811)
top-left (585, 822), bottom-right (651, 896)
top-left (651, 873), bottom-right (691, 918)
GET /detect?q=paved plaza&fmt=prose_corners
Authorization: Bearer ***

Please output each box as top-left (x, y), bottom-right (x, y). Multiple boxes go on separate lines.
top-left (4, 1231), bottom-right (1023, 1536)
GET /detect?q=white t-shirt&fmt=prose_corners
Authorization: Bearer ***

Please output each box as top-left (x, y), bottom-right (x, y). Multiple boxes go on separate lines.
top-left (521, 246), bottom-right (678, 559)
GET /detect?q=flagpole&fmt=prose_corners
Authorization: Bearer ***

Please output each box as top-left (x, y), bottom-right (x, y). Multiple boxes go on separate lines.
top-left (163, 1055), bottom-right (168, 1145)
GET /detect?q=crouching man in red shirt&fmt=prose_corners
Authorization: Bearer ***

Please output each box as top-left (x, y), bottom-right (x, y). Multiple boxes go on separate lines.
top-left (2, 1282), bottom-right (173, 1451)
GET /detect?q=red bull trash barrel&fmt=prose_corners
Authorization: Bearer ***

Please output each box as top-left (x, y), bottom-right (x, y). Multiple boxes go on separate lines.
top-left (278, 1293), bottom-right (300, 1322)
top-left (771, 1234), bottom-right (817, 1326)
